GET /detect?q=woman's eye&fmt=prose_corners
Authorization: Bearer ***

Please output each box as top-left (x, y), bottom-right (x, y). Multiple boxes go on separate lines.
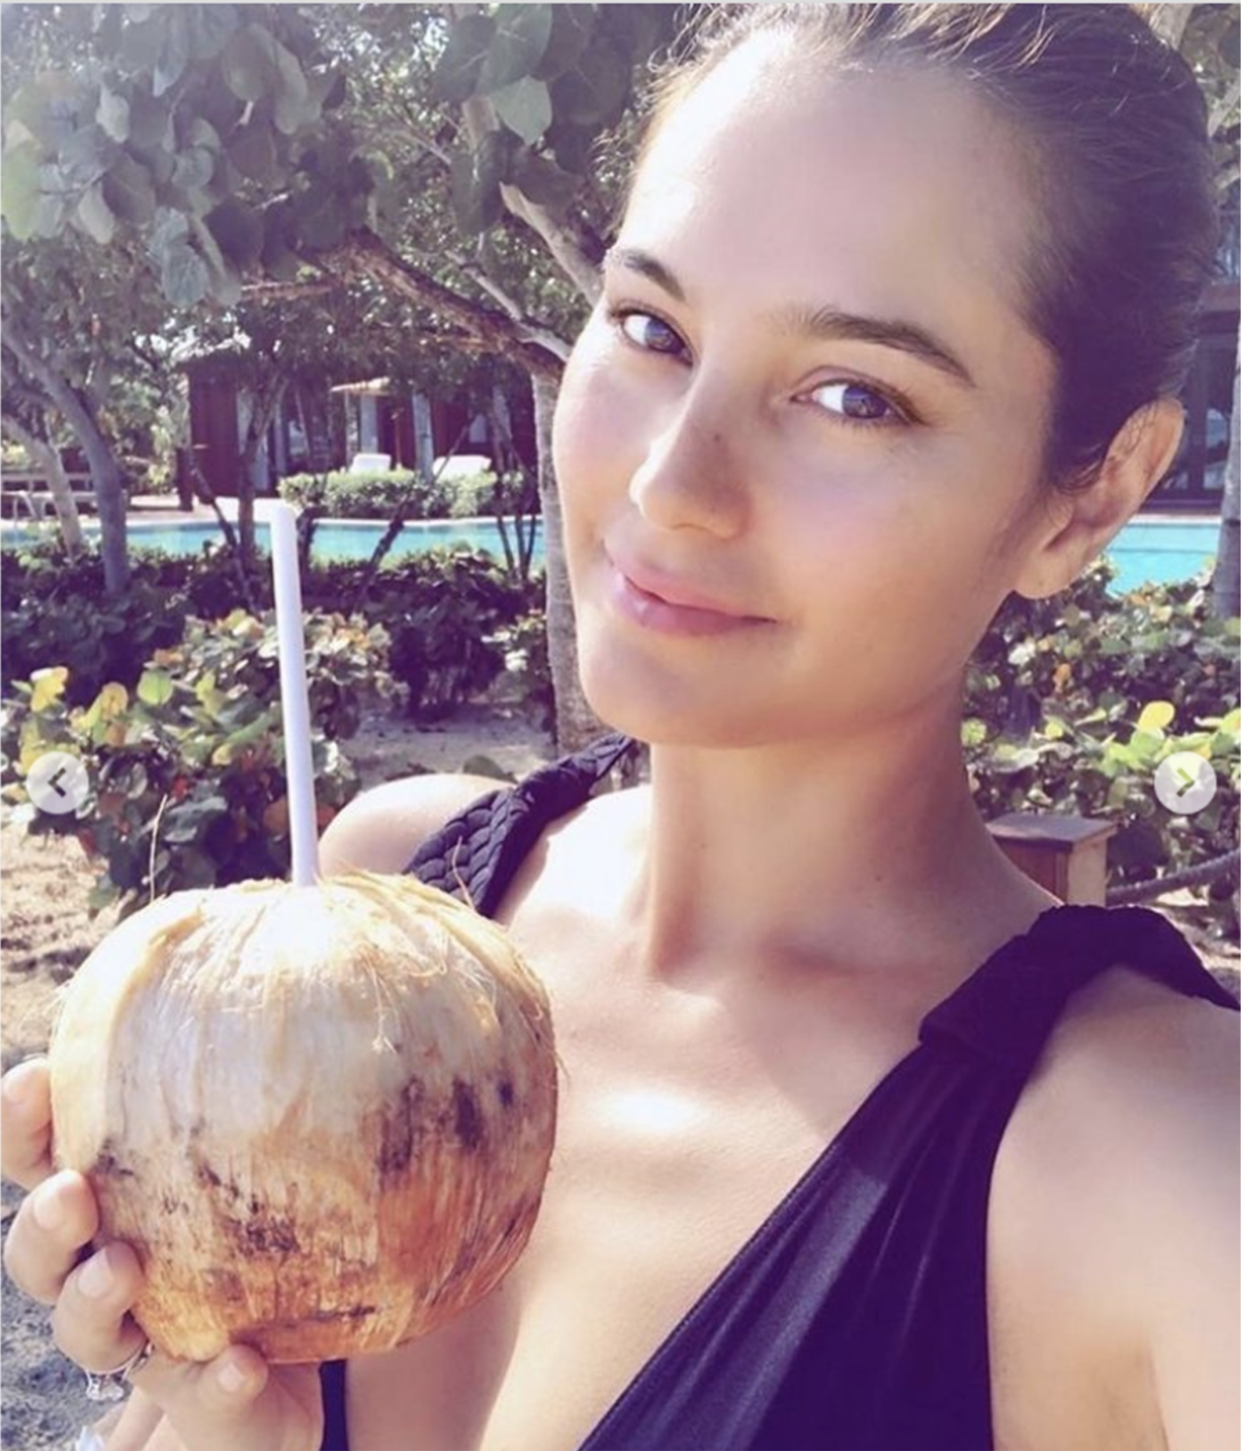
top-left (805, 380), bottom-right (906, 430)
top-left (607, 305), bottom-right (685, 357)
top-left (605, 304), bottom-right (909, 431)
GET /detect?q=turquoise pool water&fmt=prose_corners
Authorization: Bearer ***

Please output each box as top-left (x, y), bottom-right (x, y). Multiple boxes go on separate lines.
top-left (1104, 518), bottom-right (1218, 592)
top-left (0, 514), bottom-right (1215, 591)
top-left (0, 516), bottom-right (545, 567)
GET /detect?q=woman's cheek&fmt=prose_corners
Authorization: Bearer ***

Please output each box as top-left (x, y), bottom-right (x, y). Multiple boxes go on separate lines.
top-left (555, 339), bottom-right (646, 515)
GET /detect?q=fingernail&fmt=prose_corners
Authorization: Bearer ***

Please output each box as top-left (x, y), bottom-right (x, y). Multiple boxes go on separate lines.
top-left (78, 1249), bottom-right (115, 1300)
top-left (217, 1361), bottom-right (247, 1394)
top-left (32, 1182), bottom-right (66, 1232)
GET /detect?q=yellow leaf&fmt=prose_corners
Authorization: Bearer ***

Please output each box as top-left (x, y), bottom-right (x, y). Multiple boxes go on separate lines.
top-left (30, 667), bottom-right (69, 712)
top-left (1137, 700), bottom-right (1175, 734)
top-left (82, 682), bottom-right (129, 731)
top-left (96, 682), bottom-right (129, 719)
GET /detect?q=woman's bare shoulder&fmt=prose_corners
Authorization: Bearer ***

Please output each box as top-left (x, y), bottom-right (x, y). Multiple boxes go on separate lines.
top-left (318, 771), bottom-right (509, 876)
top-left (999, 958), bottom-right (1238, 1333)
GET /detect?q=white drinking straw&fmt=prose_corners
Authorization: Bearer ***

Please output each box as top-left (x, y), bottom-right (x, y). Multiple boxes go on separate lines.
top-left (269, 503), bottom-right (320, 887)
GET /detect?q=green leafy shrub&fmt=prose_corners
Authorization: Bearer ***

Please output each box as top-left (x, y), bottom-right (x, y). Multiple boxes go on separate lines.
top-left (487, 609), bottom-right (555, 732)
top-left (1, 610), bottom-right (406, 917)
top-left (302, 549), bottom-right (541, 719)
top-left (1, 542), bottom-right (263, 701)
top-left (967, 562), bottom-right (1240, 931)
top-left (279, 468), bottom-right (456, 520)
top-left (1, 538), bottom-right (545, 718)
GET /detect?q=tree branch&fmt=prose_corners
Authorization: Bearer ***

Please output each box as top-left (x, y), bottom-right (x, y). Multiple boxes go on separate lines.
top-left (1143, 3), bottom-right (1192, 50)
top-left (1208, 73), bottom-right (1241, 140)
top-left (327, 229), bottom-right (569, 376)
top-left (459, 93), bottom-right (603, 303)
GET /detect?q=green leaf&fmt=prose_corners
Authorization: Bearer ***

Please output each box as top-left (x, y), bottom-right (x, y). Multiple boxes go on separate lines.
top-left (96, 83), bottom-right (130, 142)
top-left (149, 204), bottom-right (189, 251)
top-left (545, 119), bottom-right (594, 174)
top-left (227, 123), bottom-right (281, 184)
top-left (59, 124), bottom-right (112, 188)
top-left (160, 239), bottom-right (210, 306)
top-left (531, 3), bottom-right (594, 81)
top-left (450, 132), bottom-right (512, 236)
top-left (260, 206), bottom-right (300, 281)
top-left (172, 145), bottom-right (215, 190)
top-left (4, 74), bottom-right (87, 150)
top-left (101, 152), bottom-right (156, 223)
top-left (186, 4), bottom-right (239, 60)
top-left (0, 145), bottom-right (44, 240)
top-left (205, 198), bottom-right (263, 268)
top-left (221, 23), bottom-right (279, 103)
top-left (162, 794), bottom-right (228, 843)
top-left (492, 77), bottom-right (552, 145)
top-left (1218, 19), bottom-right (1242, 68)
top-left (432, 13), bottom-right (495, 105)
top-left (153, 10), bottom-right (190, 96)
top-left (184, 116), bottom-right (221, 152)
top-left (271, 37), bottom-right (311, 135)
top-left (118, 15), bottom-right (165, 71)
top-left (478, 5), bottom-right (553, 94)
top-left (126, 89), bottom-right (171, 150)
top-left (510, 149), bottom-right (578, 209)
top-left (137, 668), bottom-right (175, 707)
top-left (549, 34), bottom-right (630, 126)
top-left (75, 181), bottom-right (116, 244)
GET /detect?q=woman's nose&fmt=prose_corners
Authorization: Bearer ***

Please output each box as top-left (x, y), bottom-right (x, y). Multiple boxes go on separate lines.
top-left (627, 396), bottom-right (751, 538)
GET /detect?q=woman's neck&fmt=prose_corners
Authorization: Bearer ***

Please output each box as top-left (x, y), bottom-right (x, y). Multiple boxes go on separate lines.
top-left (619, 690), bottom-right (1057, 988)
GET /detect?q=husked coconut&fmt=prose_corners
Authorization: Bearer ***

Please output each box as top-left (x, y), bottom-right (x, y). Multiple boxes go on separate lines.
top-left (48, 871), bottom-right (558, 1363)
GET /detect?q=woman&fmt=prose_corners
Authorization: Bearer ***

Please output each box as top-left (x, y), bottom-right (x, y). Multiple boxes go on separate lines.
top-left (3, 5), bottom-right (1237, 1449)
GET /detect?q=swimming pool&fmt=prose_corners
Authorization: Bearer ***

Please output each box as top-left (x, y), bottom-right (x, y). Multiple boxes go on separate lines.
top-left (0, 514), bottom-right (1214, 591)
top-left (0, 516), bottom-right (545, 567)
top-left (1104, 518), bottom-right (1219, 592)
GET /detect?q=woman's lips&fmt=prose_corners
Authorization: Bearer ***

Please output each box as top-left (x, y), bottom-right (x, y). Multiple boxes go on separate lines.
top-left (605, 555), bottom-right (773, 638)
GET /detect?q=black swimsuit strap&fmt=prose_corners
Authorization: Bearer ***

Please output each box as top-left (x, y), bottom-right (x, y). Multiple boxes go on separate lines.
top-left (404, 731), bottom-right (639, 916)
top-left (920, 902), bottom-right (1238, 1078)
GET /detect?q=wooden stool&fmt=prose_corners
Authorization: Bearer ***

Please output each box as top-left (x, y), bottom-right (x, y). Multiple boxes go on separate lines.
top-left (987, 813), bottom-right (1118, 905)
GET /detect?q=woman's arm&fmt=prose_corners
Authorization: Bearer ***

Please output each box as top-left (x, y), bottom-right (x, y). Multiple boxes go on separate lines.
top-left (1131, 1002), bottom-right (1239, 1451)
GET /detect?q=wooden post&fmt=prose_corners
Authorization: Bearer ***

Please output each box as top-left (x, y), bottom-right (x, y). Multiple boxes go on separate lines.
top-left (987, 813), bottom-right (1118, 905)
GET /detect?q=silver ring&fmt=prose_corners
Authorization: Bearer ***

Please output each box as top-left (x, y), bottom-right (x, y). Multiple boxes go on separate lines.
top-left (82, 1338), bottom-right (155, 1403)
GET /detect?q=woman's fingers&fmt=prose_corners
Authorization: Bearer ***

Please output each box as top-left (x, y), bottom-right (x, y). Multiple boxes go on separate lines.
top-left (50, 1240), bottom-right (147, 1373)
top-left (3, 1169), bottom-right (99, 1305)
top-left (1, 1058), bottom-right (54, 1189)
top-left (134, 1349), bottom-right (324, 1451)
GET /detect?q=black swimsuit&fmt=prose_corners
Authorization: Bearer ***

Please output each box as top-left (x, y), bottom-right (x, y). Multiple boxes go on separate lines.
top-left (318, 731), bottom-right (1238, 1451)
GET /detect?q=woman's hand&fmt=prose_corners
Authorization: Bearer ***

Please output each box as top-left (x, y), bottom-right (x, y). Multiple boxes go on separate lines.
top-left (2, 1058), bottom-right (324, 1451)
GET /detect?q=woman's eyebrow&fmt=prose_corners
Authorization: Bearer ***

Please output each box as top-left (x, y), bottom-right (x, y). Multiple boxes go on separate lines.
top-left (602, 244), bottom-right (977, 391)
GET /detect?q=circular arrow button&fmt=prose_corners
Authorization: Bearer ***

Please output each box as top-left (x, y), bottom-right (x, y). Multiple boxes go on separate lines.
top-left (26, 751), bottom-right (91, 816)
top-left (1154, 752), bottom-right (1217, 816)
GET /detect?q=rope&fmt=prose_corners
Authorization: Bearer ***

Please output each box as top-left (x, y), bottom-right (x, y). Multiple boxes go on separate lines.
top-left (1106, 848), bottom-right (1241, 905)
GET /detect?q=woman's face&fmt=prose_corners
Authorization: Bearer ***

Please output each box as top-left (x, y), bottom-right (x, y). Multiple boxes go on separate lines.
top-left (552, 36), bottom-right (1061, 748)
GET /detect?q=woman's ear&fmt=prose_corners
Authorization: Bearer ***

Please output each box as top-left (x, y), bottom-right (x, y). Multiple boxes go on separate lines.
top-left (1012, 396), bottom-right (1186, 601)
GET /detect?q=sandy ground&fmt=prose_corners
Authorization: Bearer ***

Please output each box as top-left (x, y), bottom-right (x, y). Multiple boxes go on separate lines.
top-left (0, 702), bottom-right (1236, 1450)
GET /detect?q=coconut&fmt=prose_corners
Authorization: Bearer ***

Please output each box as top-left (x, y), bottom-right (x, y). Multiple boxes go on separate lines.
top-left (48, 871), bottom-right (557, 1364)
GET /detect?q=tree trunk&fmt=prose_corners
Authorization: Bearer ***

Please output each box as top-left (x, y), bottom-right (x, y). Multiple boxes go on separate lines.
top-left (79, 419), bottom-right (129, 595)
top-left (1213, 335), bottom-right (1240, 618)
top-left (2, 317), bottom-right (128, 592)
top-left (1, 414), bottom-right (85, 554)
top-left (237, 377), bottom-right (288, 574)
top-left (531, 371), bottom-right (603, 754)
